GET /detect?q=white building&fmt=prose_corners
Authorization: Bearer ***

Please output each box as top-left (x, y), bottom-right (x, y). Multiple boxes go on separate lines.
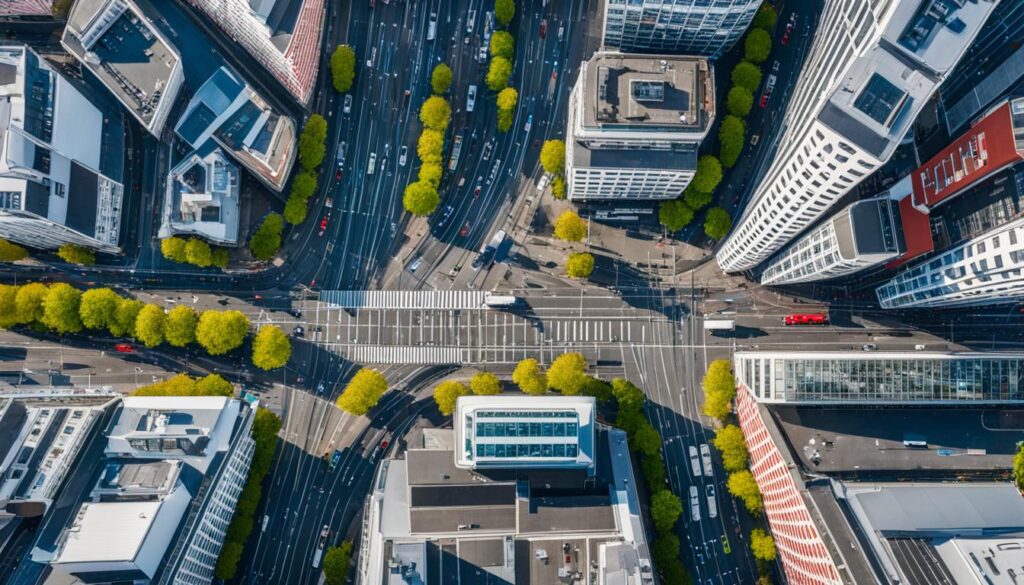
top-left (735, 351), bottom-right (1024, 404)
top-left (160, 147), bottom-right (241, 245)
top-left (716, 0), bottom-right (999, 274)
top-left (566, 51), bottom-right (714, 201)
top-left (0, 44), bottom-right (124, 253)
top-left (454, 395), bottom-right (596, 471)
top-left (61, 0), bottom-right (184, 137)
top-left (41, 395), bottom-right (256, 585)
top-left (601, 0), bottom-right (760, 58)
top-left (759, 194), bottom-right (904, 286)
top-left (184, 0), bottom-right (324, 104)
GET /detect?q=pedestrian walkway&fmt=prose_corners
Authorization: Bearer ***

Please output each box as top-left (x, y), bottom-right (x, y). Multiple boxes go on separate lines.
top-left (320, 290), bottom-right (488, 310)
top-left (339, 345), bottom-right (464, 364)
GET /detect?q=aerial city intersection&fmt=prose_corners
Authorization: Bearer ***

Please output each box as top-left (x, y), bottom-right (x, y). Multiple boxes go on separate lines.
top-left (0, 1), bottom-right (1023, 585)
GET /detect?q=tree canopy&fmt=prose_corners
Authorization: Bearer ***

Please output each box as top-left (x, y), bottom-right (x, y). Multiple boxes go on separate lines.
top-left (161, 236), bottom-right (188, 263)
top-left (111, 298), bottom-right (144, 338)
top-left (642, 453), bottom-right (667, 492)
top-left (489, 31), bottom-right (515, 60)
top-left (496, 87), bottom-right (518, 132)
top-left (683, 184), bottom-right (713, 210)
top-left (470, 371), bottom-right (502, 395)
top-left (284, 193), bottom-right (309, 225)
top-left (185, 238), bottom-right (213, 267)
top-left (553, 210), bottom-right (587, 242)
top-left (752, 4), bottom-right (778, 31)
top-left (744, 29), bottom-right (772, 64)
top-left (330, 45), bottom-right (357, 93)
top-left (540, 140), bottom-right (566, 175)
top-left (57, 244), bottom-right (95, 265)
top-left (0, 238), bottom-right (27, 262)
top-left (691, 155), bottom-right (723, 195)
top-left (718, 115), bottom-right (746, 168)
top-left (486, 57), bottom-right (513, 92)
top-left (704, 207), bottom-right (733, 240)
top-left (291, 170), bottom-right (317, 201)
top-left (165, 305), bottom-right (198, 347)
top-left (726, 85), bottom-right (754, 117)
top-left (298, 114), bottom-right (328, 171)
top-left (79, 288), bottom-right (121, 330)
top-left (731, 61), bottom-right (763, 93)
top-left (512, 358), bottom-right (547, 395)
top-left (252, 325), bottom-right (291, 370)
top-left (727, 470), bottom-right (764, 515)
top-left (134, 304), bottom-right (166, 348)
top-left (322, 541), bottom-right (353, 585)
top-left (659, 199), bottom-right (694, 232)
top-left (551, 176), bottom-right (566, 199)
top-left (419, 96), bottom-right (451, 132)
top-left (495, 0), bottom-right (515, 26)
top-left (433, 380), bottom-right (470, 415)
top-left (42, 283), bottom-right (82, 333)
top-left (403, 181), bottom-right (440, 216)
top-left (417, 130), bottom-right (445, 163)
top-left (702, 359), bottom-right (736, 421)
top-left (430, 63), bottom-right (452, 94)
top-left (750, 529), bottom-right (777, 562)
top-left (196, 310), bottom-right (250, 355)
top-left (650, 489), bottom-right (683, 533)
top-left (713, 424), bottom-right (750, 472)
top-left (250, 213), bottom-right (284, 261)
top-left (547, 353), bottom-right (588, 395)
top-left (337, 368), bottom-right (388, 416)
top-left (630, 420), bottom-right (662, 456)
top-left (0, 285), bottom-right (18, 328)
top-left (565, 252), bottom-right (595, 279)
top-left (15, 282), bottom-right (48, 325)
top-left (418, 162), bottom-right (443, 187)
top-left (1015, 445), bottom-right (1024, 491)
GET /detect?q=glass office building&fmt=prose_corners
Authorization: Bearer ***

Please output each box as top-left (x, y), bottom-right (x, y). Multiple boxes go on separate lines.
top-left (455, 396), bottom-right (595, 470)
top-left (736, 351), bottom-right (1024, 404)
top-left (601, 0), bottom-right (760, 58)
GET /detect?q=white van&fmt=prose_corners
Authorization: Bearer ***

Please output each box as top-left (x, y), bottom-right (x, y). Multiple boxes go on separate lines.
top-left (427, 12), bottom-right (437, 40)
top-left (467, 85), bottom-right (477, 112)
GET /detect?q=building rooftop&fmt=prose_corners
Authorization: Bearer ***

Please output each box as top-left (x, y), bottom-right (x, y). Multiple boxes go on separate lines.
top-left (885, 0), bottom-right (1001, 74)
top-left (160, 146), bottom-right (241, 245)
top-left (581, 52), bottom-right (712, 132)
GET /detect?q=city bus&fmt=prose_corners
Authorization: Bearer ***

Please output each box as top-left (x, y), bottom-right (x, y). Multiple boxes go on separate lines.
top-left (783, 313), bottom-right (829, 326)
top-left (312, 525), bottom-right (329, 568)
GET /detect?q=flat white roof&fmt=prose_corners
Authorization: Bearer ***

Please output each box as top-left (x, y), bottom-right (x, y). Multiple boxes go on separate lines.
top-left (56, 501), bottom-right (160, 563)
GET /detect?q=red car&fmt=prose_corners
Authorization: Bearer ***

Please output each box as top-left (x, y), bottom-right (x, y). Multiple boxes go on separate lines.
top-left (539, 19), bottom-right (547, 38)
top-left (459, 222), bottom-right (470, 237)
top-left (319, 216), bottom-right (328, 236)
top-left (782, 22), bottom-right (793, 45)
top-left (380, 439), bottom-right (389, 450)
top-left (473, 186), bottom-right (481, 198)
top-left (115, 343), bottom-right (134, 353)
top-left (335, 168), bottom-right (342, 181)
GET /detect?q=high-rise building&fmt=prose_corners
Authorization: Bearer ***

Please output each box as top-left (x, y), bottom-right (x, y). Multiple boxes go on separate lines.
top-left (0, 44), bottom-right (124, 253)
top-left (61, 0), bottom-right (184, 136)
top-left (566, 51), bottom-right (714, 201)
top-left (717, 0), bottom-right (998, 274)
top-left (184, 0), bottom-right (324, 104)
top-left (601, 0), bottom-right (760, 58)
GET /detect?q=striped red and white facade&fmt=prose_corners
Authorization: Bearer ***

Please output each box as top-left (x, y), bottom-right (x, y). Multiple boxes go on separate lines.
top-left (0, 0), bottom-right (51, 16)
top-left (735, 385), bottom-right (843, 585)
top-left (186, 0), bottom-right (324, 104)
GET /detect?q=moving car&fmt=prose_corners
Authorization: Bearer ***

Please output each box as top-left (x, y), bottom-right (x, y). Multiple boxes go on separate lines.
top-left (478, 45), bottom-right (488, 63)
top-left (539, 19), bottom-right (547, 38)
top-left (343, 94), bottom-right (352, 114)
top-left (319, 216), bottom-right (329, 236)
top-left (427, 12), bottom-right (437, 40)
top-left (115, 343), bottom-right (134, 353)
top-left (467, 85), bottom-right (477, 112)
top-left (689, 446), bottom-right (701, 477)
top-left (459, 222), bottom-right (470, 237)
top-left (466, 9), bottom-right (476, 34)
top-left (689, 486), bottom-right (701, 521)
top-left (706, 484), bottom-right (718, 519)
top-left (700, 443), bottom-right (712, 477)
top-left (398, 146), bottom-right (408, 166)
top-left (760, 74), bottom-right (777, 108)
top-left (367, 152), bottom-right (377, 175)
top-left (312, 525), bottom-right (329, 568)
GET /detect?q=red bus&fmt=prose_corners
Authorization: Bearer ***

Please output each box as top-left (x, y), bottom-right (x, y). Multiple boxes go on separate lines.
top-left (783, 313), bottom-right (828, 326)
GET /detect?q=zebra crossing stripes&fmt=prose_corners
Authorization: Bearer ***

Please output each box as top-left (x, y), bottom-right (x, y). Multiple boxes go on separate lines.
top-left (343, 345), bottom-right (464, 364)
top-left (320, 290), bottom-right (488, 310)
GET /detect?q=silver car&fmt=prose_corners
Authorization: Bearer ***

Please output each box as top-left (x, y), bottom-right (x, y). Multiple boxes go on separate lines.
top-left (688, 446), bottom-right (701, 477)
top-left (706, 484), bottom-right (718, 519)
top-left (689, 486), bottom-right (701, 521)
top-left (700, 443), bottom-right (713, 477)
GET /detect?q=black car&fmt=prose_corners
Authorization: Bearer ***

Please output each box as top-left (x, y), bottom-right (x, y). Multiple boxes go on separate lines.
top-left (472, 245), bottom-right (496, 270)
top-left (292, 326), bottom-right (305, 337)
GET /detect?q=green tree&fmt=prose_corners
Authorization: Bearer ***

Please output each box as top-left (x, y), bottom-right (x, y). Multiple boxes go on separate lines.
top-left (185, 237), bottom-right (213, 267)
top-left (751, 528), bottom-right (777, 562)
top-left (719, 115), bottom-right (746, 168)
top-left (726, 85), bottom-right (754, 117)
top-left (196, 373), bottom-right (234, 396)
top-left (659, 199), bottom-right (694, 232)
top-left (434, 380), bottom-right (470, 415)
top-left (553, 210), bottom-right (587, 242)
top-left (470, 371), bottom-right (502, 395)
top-left (291, 170), bottom-right (317, 201)
top-left (489, 30), bottom-right (515, 60)
top-left (419, 96), bottom-right (451, 132)
top-left (731, 61), bottom-right (763, 93)
top-left (713, 424), bottom-right (750, 472)
top-left (196, 310), bottom-right (250, 355)
top-left (111, 298), bottom-right (144, 338)
top-left (322, 541), bottom-right (353, 585)
top-left (703, 360), bottom-right (736, 420)
top-left (496, 87), bottom-right (518, 132)
top-left (659, 561), bottom-right (692, 585)
top-left (337, 368), bottom-right (388, 415)
top-left (57, 244), bottom-right (95, 265)
top-left (745, 29), bottom-right (772, 64)
top-left (284, 193), bottom-right (309, 225)
top-left (417, 129), bottom-right (445, 163)
top-left (565, 252), bottom-right (595, 279)
top-left (42, 283), bottom-right (82, 333)
top-left (486, 57), bottom-right (513, 91)
top-left (631, 420), bottom-right (662, 456)
top-left (331, 45), bottom-right (357, 93)
top-left (212, 248), bottom-right (230, 268)
top-left (551, 176), bottom-right (567, 199)
top-left (582, 376), bottom-right (613, 403)
top-left (651, 532), bottom-right (680, 567)
top-left (691, 155), bottom-right (723, 194)
top-left (727, 470), bottom-right (764, 515)
top-left (161, 236), bottom-right (188, 263)
top-left (79, 288), bottom-right (121, 330)
top-left (131, 373), bottom-right (196, 396)
top-left (298, 114), bottom-right (328, 171)
top-left (683, 184), bottom-right (713, 210)
top-left (612, 378), bottom-right (645, 414)
top-left (642, 453), bottom-right (667, 492)
top-left (0, 285), bottom-right (18, 328)
top-left (134, 304), bottom-right (166, 347)
top-left (403, 181), bottom-right (440, 216)
top-left (0, 238), bottom-right (27, 262)
top-left (418, 162), bottom-right (443, 187)
top-left (704, 207), bottom-right (733, 239)
top-left (252, 325), bottom-right (291, 370)
top-left (547, 352), bottom-right (588, 395)
top-left (430, 63), bottom-right (452, 94)
top-left (540, 139), bottom-right (566, 175)
top-left (1014, 445), bottom-right (1024, 491)
top-left (513, 358), bottom-right (547, 395)
top-left (752, 4), bottom-right (778, 31)
top-left (495, 0), bottom-right (515, 26)
top-left (250, 213), bottom-right (284, 261)
top-left (650, 489), bottom-right (683, 533)
top-left (165, 305), bottom-right (198, 347)
top-left (15, 282), bottom-right (48, 325)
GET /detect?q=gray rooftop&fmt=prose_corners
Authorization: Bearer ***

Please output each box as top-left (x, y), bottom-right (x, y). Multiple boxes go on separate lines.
top-left (844, 483), bottom-right (1024, 536)
top-left (572, 142), bottom-right (698, 173)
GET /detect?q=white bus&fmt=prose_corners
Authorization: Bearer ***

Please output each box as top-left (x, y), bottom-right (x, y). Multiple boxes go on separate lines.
top-left (484, 294), bottom-right (517, 307)
top-left (703, 319), bottom-right (735, 331)
top-left (427, 12), bottom-right (437, 40)
top-left (311, 525), bottom-right (329, 568)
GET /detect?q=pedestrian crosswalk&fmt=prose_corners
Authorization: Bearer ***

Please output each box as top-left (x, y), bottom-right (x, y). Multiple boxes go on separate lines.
top-left (320, 290), bottom-right (488, 310)
top-left (341, 345), bottom-right (464, 364)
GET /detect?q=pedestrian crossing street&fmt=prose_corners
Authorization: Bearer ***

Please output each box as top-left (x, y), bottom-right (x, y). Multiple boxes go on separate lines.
top-left (320, 290), bottom-right (487, 310)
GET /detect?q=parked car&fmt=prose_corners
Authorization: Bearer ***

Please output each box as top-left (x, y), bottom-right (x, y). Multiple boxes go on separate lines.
top-left (398, 146), bottom-right (408, 166)
top-left (115, 343), bottom-right (134, 353)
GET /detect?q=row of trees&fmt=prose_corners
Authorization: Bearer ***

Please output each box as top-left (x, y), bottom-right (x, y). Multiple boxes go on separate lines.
top-left (132, 372), bottom-right (234, 396)
top-left (0, 238), bottom-right (101, 267)
top-left (161, 236), bottom-right (229, 269)
top-left (402, 69), bottom-right (451, 217)
top-left (540, 139), bottom-right (567, 199)
top-left (552, 210), bottom-right (595, 279)
top-left (657, 155), bottom-right (733, 239)
top-left (285, 114), bottom-right (328, 226)
top-left (488, 30), bottom-right (518, 131)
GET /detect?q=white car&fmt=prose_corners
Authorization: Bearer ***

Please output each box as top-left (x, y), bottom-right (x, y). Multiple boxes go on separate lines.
top-left (688, 446), bottom-right (701, 477)
top-left (467, 85), bottom-right (477, 113)
top-left (706, 484), bottom-right (718, 519)
top-left (466, 9), bottom-right (476, 34)
top-left (427, 12), bottom-right (437, 40)
top-left (700, 444), bottom-right (713, 477)
top-left (343, 94), bottom-right (352, 114)
top-left (478, 45), bottom-right (488, 63)
top-left (367, 152), bottom-right (377, 175)
top-left (398, 146), bottom-right (408, 167)
top-left (536, 174), bottom-right (551, 192)
top-left (689, 486), bottom-right (701, 521)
